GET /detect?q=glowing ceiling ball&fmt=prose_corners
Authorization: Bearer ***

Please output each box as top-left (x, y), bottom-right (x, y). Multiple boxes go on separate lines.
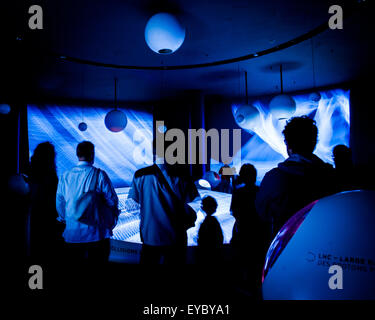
top-left (145, 12), bottom-right (185, 54)
top-left (269, 94), bottom-right (296, 120)
top-left (104, 109), bottom-right (127, 132)
top-left (262, 190), bottom-right (375, 300)
top-left (0, 104), bottom-right (11, 114)
top-left (309, 92), bottom-right (321, 103)
top-left (234, 104), bottom-right (260, 132)
top-left (8, 174), bottom-right (29, 195)
top-left (78, 122), bottom-right (87, 131)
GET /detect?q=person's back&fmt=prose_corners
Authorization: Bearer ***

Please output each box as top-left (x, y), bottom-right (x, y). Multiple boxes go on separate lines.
top-left (129, 163), bottom-right (199, 264)
top-left (56, 141), bottom-right (119, 263)
top-left (333, 144), bottom-right (357, 191)
top-left (230, 164), bottom-right (265, 249)
top-left (256, 117), bottom-right (337, 238)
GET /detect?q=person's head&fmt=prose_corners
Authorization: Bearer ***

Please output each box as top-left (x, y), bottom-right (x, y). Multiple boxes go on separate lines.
top-left (283, 116), bottom-right (318, 157)
top-left (30, 142), bottom-right (56, 174)
top-left (333, 144), bottom-right (353, 169)
top-left (239, 163), bottom-right (257, 186)
top-left (201, 196), bottom-right (218, 216)
top-left (76, 141), bottom-right (95, 163)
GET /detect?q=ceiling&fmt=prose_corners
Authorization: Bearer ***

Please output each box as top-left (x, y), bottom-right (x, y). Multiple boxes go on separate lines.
top-left (5, 0), bottom-right (373, 103)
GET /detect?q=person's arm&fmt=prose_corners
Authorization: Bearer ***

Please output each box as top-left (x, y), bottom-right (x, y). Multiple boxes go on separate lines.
top-left (56, 176), bottom-right (66, 223)
top-left (128, 176), bottom-right (140, 203)
top-left (99, 170), bottom-right (119, 210)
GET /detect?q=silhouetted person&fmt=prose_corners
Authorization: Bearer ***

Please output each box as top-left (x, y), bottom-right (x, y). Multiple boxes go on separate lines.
top-left (56, 141), bottom-right (119, 264)
top-left (129, 139), bottom-right (199, 265)
top-left (256, 116), bottom-right (337, 239)
top-left (230, 163), bottom-right (267, 293)
top-left (197, 196), bottom-right (223, 265)
top-left (333, 144), bottom-right (357, 191)
top-left (27, 142), bottom-right (61, 262)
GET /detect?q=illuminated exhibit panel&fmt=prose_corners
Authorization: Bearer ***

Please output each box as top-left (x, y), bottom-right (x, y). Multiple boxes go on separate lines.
top-left (262, 190), bottom-right (375, 300)
top-left (27, 104), bottom-right (153, 188)
top-left (111, 188), bottom-right (235, 246)
top-left (212, 89), bottom-right (350, 185)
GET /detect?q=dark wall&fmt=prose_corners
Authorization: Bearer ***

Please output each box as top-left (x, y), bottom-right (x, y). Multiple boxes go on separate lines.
top-left (350, 76), bottom-right (375, 188)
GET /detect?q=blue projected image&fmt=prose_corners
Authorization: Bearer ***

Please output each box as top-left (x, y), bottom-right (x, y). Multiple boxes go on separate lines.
top-left (28, 104), bottom-right (153, 188)
top-left (211, 89), bottom-right (350, 184)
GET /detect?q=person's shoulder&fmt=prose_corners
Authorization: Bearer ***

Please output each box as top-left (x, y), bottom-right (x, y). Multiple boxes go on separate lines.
top-left (134, 165), bottom-right (157, 178)
top-left (263, 167), bottom-right (283, 179)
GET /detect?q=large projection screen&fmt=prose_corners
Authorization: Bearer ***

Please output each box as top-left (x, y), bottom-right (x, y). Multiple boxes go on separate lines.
top-left (27, 104), bottom-right (153, 188)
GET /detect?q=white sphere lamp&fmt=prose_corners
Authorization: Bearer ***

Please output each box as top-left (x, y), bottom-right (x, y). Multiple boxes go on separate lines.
top-left (145, 12), bottom-right (185, 54)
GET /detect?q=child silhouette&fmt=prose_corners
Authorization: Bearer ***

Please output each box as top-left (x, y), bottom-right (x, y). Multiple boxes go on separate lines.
top-left (197, 196), bottom-right (223, 264)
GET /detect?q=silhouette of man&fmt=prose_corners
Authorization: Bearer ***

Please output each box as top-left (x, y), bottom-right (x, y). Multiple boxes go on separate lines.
top-left (129, 140), bottom-right (199, 265)
top-left (256, 116), bottom-right (337, 238)
top-left (230, 163), bottom-right (267, 292)
top-left (56, 141), bottom-right (119, 263)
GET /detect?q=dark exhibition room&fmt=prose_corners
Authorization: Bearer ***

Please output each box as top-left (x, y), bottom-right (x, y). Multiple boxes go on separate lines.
top-left (2, 0), bottom-right (375, 313)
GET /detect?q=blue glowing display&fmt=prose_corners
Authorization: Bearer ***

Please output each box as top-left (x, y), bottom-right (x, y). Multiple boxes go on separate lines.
top-left (212, 89), bottom-right (350, 184)
top-left (27, 104), bottom-right (153, 188)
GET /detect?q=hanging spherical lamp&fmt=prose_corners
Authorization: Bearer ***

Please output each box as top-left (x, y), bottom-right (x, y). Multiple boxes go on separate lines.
top-left (0, 103), bottom-right (11, 114)
top-left (269, 64), bottom-right (296, 120)
top-left (105, 109), bottom-right (127, 132)
top-left (105, 78), bottom-right (127, 133)
top-left (145, 12), bottom-right (185, 54)
top-left (234, 104), bottom-right (260, 132)
top-left (269, 94), bottom-right (296, 120)
top-left (309, 91), bottom-right (321, 103)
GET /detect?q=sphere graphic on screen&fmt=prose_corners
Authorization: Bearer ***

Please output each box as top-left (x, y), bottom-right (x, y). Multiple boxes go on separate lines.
top-left (78, 122), bottom-right (87, 131)
top-left (262, 190), bottom-right (375, 300)
top-left (268, 94), bottom-right (296, 120)
top-left (105, 109), bottom-right (127, 132)
top-left (145, 13), bottom-right (185, 54)
top-left (234, 104), bottom-right (260, 132)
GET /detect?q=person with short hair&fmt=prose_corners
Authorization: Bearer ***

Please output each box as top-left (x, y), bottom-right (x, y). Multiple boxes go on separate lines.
top-left (129, 140), bottom-right (199, 265)
top-left (56, 141), bottom-right (119, 263)
top-left (256, 116), bottom-right (337, 238)
top-left (197, 196), bottom-right (223, 265)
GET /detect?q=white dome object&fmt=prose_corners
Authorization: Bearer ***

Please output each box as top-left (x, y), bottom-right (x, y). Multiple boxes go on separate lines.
top-left (269, 94), bottom-right (296, 120)
top-left (145, 12), bottom-right (185, 54)
top-left (234, 104), bottom-right (260, 132)
top-left (104, 109), bottom-right (127, 132)
top-left (262, 190), bottom-right (375, 300)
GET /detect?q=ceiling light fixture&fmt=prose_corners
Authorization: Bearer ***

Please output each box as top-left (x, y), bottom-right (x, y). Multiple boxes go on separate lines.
top-left (269, 64), bottom-right (296, 121)
top-left (104, 78), bottom-right (127, 132)
top-left (145, 12), bottom-right (185, 54)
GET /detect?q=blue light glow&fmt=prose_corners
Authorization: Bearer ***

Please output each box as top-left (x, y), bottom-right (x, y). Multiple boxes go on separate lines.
top-left (227, 89), bottom-right (350, 184)
top-left (145, 12), bottom-right (185, 54)
top-left (27, 104), bottom-right (153, 187)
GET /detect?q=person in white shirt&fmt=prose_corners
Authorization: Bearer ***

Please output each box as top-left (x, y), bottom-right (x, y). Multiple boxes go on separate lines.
top-left (56, 141), bottom-right (119, 263)
top-left (129, 146), bottom-right (199, 264)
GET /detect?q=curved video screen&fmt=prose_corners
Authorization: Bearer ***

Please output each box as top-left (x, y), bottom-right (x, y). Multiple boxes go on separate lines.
top-left (211, 88), bottom-right (350, 185)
